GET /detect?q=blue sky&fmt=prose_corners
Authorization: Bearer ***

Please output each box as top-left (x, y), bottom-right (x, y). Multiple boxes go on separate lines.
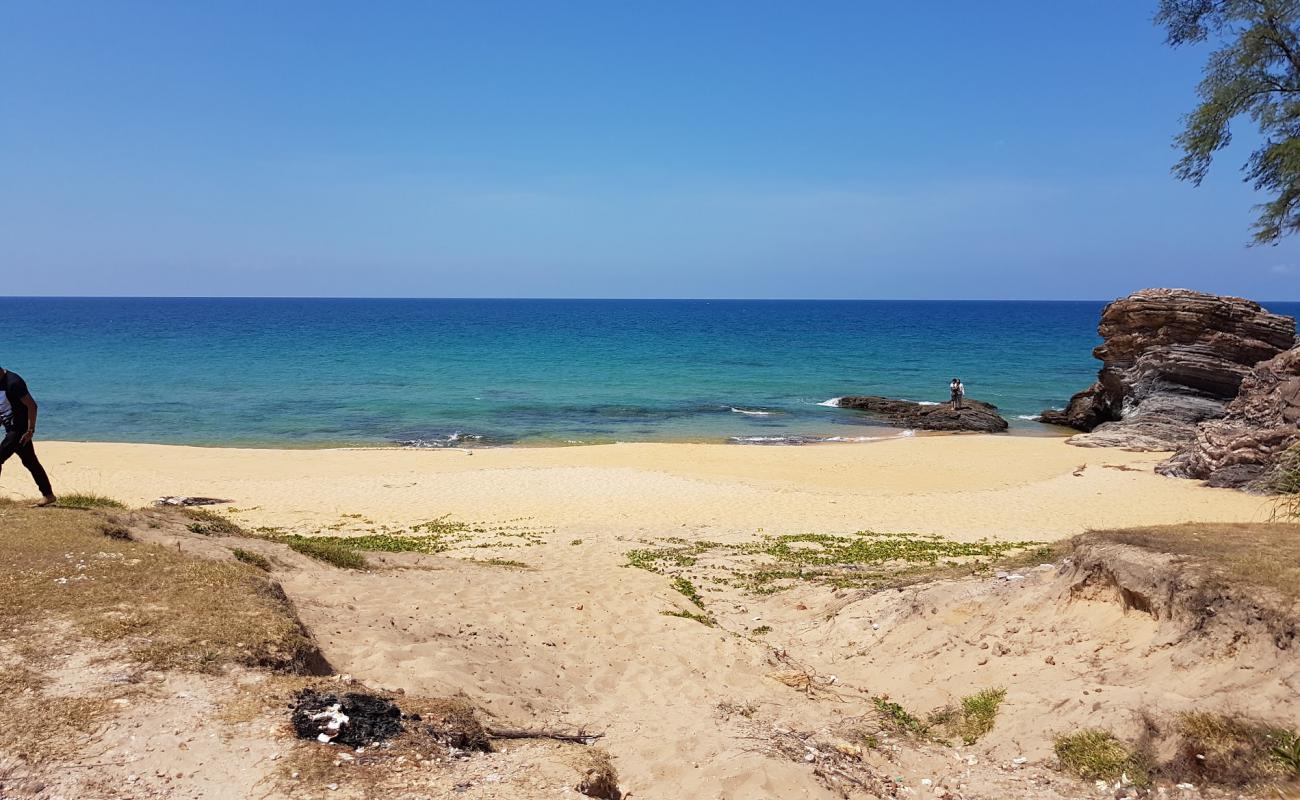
top-left (2, 1), bottom-right (1297, 300)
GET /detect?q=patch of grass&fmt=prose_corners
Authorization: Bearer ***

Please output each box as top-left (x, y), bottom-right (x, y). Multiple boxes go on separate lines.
top-left (569, 538), bottom-right (583, 546)
top-left (56, 492), bottom-right (125, 510)
top-left (955, 687), bottom-right (1005, 745)
top-left (1081, 522), bottom-right (1300, 605)
top-left (0, 502), bottom-right (320, 674)
top-left (1255, 442), bottom-right (1300, 519)
top-left (872, 697), bottom-right (929, 738)
top-left (1054, 729), bottom-right (1149, 784)
top-left (271, 515), bottom-right (553, 557)
top-left (751, 625), bottom-right (772, 636)
top-left (232, 548), bottom-right (272, 571)
top-left (282, 536), bottom-right (369, 569)
top-left (1170, 712), bottom-right (1292, 785)
top-left (671, 576), bottom-right (706, 608)
top-left (626, 530), bottom-right (1042, 595)
top-left (661, 609), bottom-right (716, 626)
top-left (184, 507), bottom-right (244, 536)
top-left (1273, 730), bottom-right (1300, 776)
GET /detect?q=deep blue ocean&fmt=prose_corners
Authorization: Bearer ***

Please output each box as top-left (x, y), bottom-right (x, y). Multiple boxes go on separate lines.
top-left (5, 298), bottom-right (1297, 448)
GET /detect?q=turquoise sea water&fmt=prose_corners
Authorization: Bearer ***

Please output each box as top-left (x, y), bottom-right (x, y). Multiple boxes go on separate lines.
top-left (5, 298), bottom-right (1297, 448)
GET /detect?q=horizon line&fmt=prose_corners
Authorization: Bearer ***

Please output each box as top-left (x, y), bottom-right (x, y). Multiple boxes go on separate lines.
top-left (5, 294), bottom-right (1298, 304)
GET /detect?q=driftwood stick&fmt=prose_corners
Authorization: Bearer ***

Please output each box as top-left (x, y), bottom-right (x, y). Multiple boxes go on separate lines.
top-left (486, 727), bottom-right (604, 744)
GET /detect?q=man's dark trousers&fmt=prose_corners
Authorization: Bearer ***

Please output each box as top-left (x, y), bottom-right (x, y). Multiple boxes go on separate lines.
top-left (0, 426), bottom-right (53, 497)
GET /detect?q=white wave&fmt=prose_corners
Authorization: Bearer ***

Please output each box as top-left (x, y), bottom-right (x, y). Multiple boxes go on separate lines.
top-left (822, 435), bottom-right (884, 443)
top-left (730, 407), bottom-right (774, 416)
top-left (916, 401), bottom-right (941, 406)
top-left (816, 397), bottom-right (842, 407)
top-left (729, 435), bottom-right (795, 443)
top-left (1016, 414), bottom-right (1041, 421)
top-left (898, 429), bottom-right (916, 437)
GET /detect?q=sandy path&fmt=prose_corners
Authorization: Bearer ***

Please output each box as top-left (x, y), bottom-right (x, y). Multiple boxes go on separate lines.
top-left (9, 437), bottom-right (1283, 798)
top-left (12, 437), bottom-right (1272, 542)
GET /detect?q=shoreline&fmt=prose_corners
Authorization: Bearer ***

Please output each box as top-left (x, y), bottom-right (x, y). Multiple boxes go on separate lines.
top-left (29, 422), bottom-right (1066, 453)
top-left (10, 436), bottom-right (1271, 543)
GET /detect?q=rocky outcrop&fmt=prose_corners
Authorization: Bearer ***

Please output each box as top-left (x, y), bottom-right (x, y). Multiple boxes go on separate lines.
top-left (837, 396), bottom-right (1008, 432)
top-left (1158, 344), bottom-right (1300, 488)
top-left (1041, 288), bottom-right (1296, 451)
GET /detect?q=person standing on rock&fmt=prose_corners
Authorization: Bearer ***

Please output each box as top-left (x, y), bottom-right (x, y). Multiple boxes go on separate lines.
top-left (0, 366), bottom-right (56, 507)
top-left (950, 378), bottom-right (965, 409)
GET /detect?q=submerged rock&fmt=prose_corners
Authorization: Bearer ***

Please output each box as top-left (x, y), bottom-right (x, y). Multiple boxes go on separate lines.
top-left (1158, 344), bottom-right (1300, 488)
top-left (1041, 288), bottom-right (1296, 450)
top-left (836, 396), bottom-right (1008, 432)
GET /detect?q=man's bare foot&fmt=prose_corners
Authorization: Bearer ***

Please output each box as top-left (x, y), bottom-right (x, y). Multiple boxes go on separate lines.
top-left (33, 495), bottom-right (57, 507)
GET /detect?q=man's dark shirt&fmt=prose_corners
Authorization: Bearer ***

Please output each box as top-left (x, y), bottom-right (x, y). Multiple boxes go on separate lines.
top-left (0, 370), bottom-right (32, 432)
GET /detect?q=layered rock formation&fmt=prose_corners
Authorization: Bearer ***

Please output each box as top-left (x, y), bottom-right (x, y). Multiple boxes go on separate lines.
top-left (837, 396), bottom-right (1009, 432)
top-left (1158, 344), bottom-right (1300, 488)
top-left (1041, 288), bottom-right (1296, 451)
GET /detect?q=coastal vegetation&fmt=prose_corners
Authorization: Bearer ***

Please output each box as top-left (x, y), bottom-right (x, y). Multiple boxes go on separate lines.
top-left (1159, 0), bottom-right (1300, 243)
top-left (54, 491), bottom-right (125, 510)
top-left (626, 530), bottom-right (1044, 597)
top-left (1054, 729), bottom-right (1149, 783)
top-left (282, 535), bottom-right (370, 570)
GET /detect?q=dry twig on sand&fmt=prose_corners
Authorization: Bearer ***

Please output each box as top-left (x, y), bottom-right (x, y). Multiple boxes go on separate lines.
top-left (486, 726), bottom-right (605, 745)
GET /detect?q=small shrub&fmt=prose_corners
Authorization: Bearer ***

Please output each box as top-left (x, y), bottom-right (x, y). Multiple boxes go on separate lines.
top-left (956, 687), bottom-right (1006, 745)
top-left (751, 625), bottom-right (772, 636)
top-left (1259, 443), bottom-right (1300, 520)
top-left (872, 697), bottom-right (928, 738)
top-left (232, 548), bottom-right (271, 571)
top-left (1055, 729), bottom-right (1148, 783)
top-left (283, 536), bottom-right (368, 569)
top-left (57, 493), bottom-right (125, 510)
top-left (184, 508), bottom-right (243, 536)
top-left (1172, 712), bottom-right (1292, 784)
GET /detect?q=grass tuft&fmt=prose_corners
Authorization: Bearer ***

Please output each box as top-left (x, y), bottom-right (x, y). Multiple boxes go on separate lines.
top-left (282, 535), bottom-right (369, 569)
top-left (232, 547), bottom-right (272, 571)
top-left (184, 507), bottom-right (244, 536)
top-left (1257, 442), bottom-right (1300, 519)
top-left (956, 687), bottom-right (1006, 745)
top-left (56, 492), bottom-right (126, 510)
top-left (1054, 729), bottom-right (1148, 784)
top-left (1172, 712), bottom-right (1293, 785)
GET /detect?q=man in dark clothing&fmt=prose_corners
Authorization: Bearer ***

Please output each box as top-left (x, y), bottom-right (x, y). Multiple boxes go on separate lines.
top-left (0, 366), bottom-right (56, 506)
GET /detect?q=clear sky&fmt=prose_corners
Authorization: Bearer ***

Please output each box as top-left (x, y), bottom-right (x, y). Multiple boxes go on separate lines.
top-left (3, 1), bottom-right (1298, 300)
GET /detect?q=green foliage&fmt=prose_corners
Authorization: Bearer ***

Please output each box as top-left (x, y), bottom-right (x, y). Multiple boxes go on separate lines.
top-left (1158, 0), bottom-right (1300, 243)
top-left (626, 530), bottom-right (1038, 594)
top-left (231, 548), bottom-right (272, 571)
top-left (671, 576), bottom-right (706, 608)
top-left (282, 536), bottom-right (369, 570)
top-left (184, 508), bottom-right (243, 536)
top-left (56, 493), bottom-right (125, 510)
top-left (1054, 729), bottom-right (1148, 784)
top-left (1257, 443), bottom-right (1300, 519)
top-left (660, 609), bottom-right (716, 626)
top-left (751, 625), bottom-right (772, 636)
top-left (957, 687), bottom-right (1006, 745)
top-left (872, 697), bottom-right (929, 738)
top-left (1272, 729), bottom-right (1300, 775)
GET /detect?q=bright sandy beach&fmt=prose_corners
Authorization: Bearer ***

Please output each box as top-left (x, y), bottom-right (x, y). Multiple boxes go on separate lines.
top-left (14, 435), bottom-right (1270, 542)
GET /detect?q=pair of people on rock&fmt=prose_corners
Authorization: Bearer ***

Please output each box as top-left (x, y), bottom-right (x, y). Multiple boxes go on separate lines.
top-left (949, 378), bottom-right (966, 409)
